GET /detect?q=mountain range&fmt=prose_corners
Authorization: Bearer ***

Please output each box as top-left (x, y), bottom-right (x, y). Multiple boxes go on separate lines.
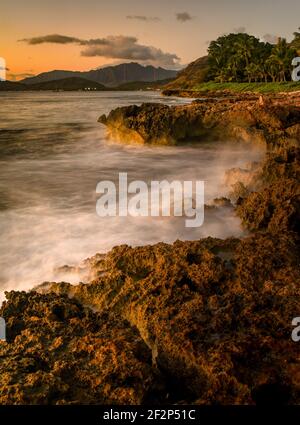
top-left (0, 77), bottom-right (175, 92)
top-left (21, 62), bottom-right (178, 87)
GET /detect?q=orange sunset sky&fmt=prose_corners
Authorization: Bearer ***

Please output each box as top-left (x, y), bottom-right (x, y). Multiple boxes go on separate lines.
top-left (1, 0), bottom-right (300, 80)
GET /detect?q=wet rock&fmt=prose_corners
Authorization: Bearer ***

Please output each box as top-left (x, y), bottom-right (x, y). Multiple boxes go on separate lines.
top-left (236, 147), bottom-right (300, 235)
top-left (211, 197), bottom-right (233, 208)
top-left (8, 232), bottom-right (296, 405)
top-left (1, 96), bottom-right (299, 406)
top-left (99, 99), bottom-right (300, 148)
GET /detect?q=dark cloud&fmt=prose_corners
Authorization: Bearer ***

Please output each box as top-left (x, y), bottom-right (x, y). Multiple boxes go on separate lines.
top-left (126, 15), bottom-right (160, 22)
top-left (263, 34), bottom-right (279, 44)
top-left (176, 12), bottom-right (193, 22)
top-left (19, 34), bottom-right (81, 45)
top-left (20, 34), bottom-right (180, 67)
top-left (81, 36), bottom-right (180, 66)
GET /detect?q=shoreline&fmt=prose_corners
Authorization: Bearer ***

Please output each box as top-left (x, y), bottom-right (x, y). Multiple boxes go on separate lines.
top-left (162, 88), bottom-right (300, 103)
top-left (0, 94), bottom-right (299, 404)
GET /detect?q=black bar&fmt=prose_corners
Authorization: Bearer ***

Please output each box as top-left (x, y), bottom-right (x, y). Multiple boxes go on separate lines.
top-left (0, 406), bottom-right (300, 424)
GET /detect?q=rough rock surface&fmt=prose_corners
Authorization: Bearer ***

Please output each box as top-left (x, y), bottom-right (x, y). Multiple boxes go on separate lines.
top-left (1, 228), bottom-right (299, 404)
top-left (236, 147), bottom-right (300, 235)
top-left (0, 291), bottom-right (159, 404)
top-left (0, 95), bottom-right (299, 405)
top-left (98, 96), bottom-right (300, 148)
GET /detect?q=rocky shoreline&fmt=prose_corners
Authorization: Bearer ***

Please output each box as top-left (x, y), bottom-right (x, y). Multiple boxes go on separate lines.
top-left (98, 93), bottom-right (300, 148)
top-left (0, 93), bottom-right (299, 405)
top-left (162, 89), bottom-right (300, 103)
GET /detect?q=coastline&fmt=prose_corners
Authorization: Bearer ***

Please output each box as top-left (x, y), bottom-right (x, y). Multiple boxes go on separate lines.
top-left (0, 93), bottom-right (299, 405)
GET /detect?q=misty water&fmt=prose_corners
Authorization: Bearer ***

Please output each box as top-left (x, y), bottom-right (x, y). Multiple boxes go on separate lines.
top-left (0, 91), bottom-right (262, 300)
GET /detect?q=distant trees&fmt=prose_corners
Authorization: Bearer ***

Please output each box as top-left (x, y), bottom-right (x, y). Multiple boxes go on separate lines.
top-left (267, 38), bottom-right (296, 82)
top-left (291, 28), bottom-right (300, 52)
top-left (207, 32), bottom-right (297, 83)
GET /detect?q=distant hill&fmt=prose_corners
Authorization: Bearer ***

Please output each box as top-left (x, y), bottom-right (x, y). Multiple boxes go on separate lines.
top-left (28, 77), bottom-right (107, 91)
top-left (21, 62), bottom-right (178, 87)
top-left (115, 78), bottom-right (175, 91)
top-left (0, 81), bottom-right (27, 91)
top-left (163, 56), bottom-right (209, 90)
top-left (0, 77), bottom-right (175, 92)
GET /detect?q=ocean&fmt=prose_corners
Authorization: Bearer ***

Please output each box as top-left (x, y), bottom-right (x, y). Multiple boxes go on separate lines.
top-left (0, 91), bottom-right (262, 299)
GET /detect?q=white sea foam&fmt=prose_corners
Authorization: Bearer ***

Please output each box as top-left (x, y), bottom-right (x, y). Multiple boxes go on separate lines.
top-left (0, 91), bottom-right (263, 302)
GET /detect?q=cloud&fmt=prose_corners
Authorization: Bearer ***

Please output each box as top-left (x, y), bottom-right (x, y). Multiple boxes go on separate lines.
top-left (19, 34), bottom-right (81, 45)
top-left (263, 34), bottom-right (279, 44)
top-left (20, 34), bottom-right (180, 67)
top-left (176, 12), bottom-right (193, 22)
top-left (233, 27), bottom-right (246, 33)
top-left (81, 36), bottom-right (179, 66)
top-left (7, 73), bottom-right (35, 81)
top-left (126, 15), bottom-right (160, 22)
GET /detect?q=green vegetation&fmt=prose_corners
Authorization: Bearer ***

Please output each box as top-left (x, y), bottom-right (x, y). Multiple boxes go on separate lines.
top-left (193, 81), bottom-right (300, 93)
top-left (208, 33), bottom-right (297, 83)
top-left (165, 28), bottom-right (300, 91)
top-left (291, 27), bottom-right (300, 51)
top-left (164, 57), bottom-right (209, 90)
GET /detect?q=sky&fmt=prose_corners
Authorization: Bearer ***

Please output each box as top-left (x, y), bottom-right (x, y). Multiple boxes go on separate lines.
top-left (1, 0), bottom-right (300, 80)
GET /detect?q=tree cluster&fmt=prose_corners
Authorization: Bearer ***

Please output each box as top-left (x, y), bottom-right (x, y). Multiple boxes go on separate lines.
top-left (207, 32), bottom-right (298, 83)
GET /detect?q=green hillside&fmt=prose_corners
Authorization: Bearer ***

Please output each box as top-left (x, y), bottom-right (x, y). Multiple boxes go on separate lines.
top-left (193, 81), bottom-right (300, 93)
top-left (164, 29), bottom-right (300, 92)
top-left (164, 56), bottom-right (209, 89)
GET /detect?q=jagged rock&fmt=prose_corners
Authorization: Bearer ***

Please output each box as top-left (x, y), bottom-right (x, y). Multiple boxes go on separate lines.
top-left (1, 95), bottom-right (299, 406)
top-left (99, 98), bottom-right (300, 147)
top-left (211, 197), bottom-right (233, 208)
top-left (236, 148), bottom-right (300, 235)
top-left (0, 291), bottom-right (160, 405)
top-left (2, 231), bottom-right (296, 405)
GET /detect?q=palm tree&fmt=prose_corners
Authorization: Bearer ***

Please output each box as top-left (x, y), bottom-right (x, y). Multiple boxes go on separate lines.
top-left (291, 27), bottom-right (300, 53)
top-left (268, 38), bottom-right (296, 82)
top-left (266, 57), bottom-right (280, 82)
top-left (208, 32), bottom-right (295, 83)
top-left (234, 35), bottom-right (257, 68)
top-left (245, 63), bottom-right (260, 82)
